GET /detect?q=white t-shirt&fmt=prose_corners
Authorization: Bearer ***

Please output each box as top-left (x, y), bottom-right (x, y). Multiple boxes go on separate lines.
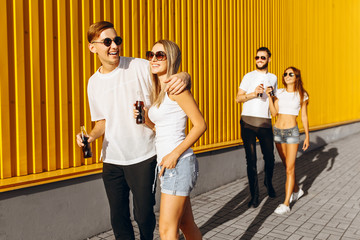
top-left (148, 93), bottom-right (193, 163)
top-left (277, 88), bottom-right (309, 116)
top-left (87, 57), bottom-right (156, 166)
top-left (239, 70), bottom-right (278, 119)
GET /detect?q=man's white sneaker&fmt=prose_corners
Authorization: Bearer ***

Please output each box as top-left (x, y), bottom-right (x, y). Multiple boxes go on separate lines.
top-left (290, 188), bottom-right (304, 203)
top-left (274, 204), bottom-right (290, 215)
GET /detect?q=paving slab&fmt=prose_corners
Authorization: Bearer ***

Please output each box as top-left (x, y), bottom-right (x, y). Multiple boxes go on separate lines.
top-left (87, 133), bottom-right (360, 239)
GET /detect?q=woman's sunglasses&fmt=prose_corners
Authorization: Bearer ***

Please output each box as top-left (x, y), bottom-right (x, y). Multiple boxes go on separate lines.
top-left (146, 51), bottom-right (167, 61)
top-left (91, 36), bottom-right (122, 47)
top-left (283, 72), bottom-right (295, 77)
top-left (255, 56), bottom-right (267, 60)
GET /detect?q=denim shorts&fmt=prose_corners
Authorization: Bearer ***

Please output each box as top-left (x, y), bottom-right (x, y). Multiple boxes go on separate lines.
top-left (158, 154), bottom-right (199, 196)
top-left (273, 126), bottom-right (300, 144)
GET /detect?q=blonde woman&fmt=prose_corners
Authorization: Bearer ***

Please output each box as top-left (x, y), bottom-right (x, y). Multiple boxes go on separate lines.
top-left (266, 67), bottom-right (309, 214)
top-left (136, 40), bottom-right (206, 239)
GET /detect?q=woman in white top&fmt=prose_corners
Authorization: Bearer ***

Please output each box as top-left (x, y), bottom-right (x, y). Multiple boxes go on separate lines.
top-left (266, 66), bottom-right (309, 215)
top-left (138, 40), bottom-right (206, 239)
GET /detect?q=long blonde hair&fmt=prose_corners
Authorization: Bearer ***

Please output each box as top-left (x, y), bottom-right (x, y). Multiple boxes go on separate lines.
top-left (150, 40), bottom-right (182, 107)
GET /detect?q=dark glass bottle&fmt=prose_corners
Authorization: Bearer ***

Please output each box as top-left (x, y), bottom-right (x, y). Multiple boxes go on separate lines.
top-left (269, 86), bottom-right (275, 96)
top-left (257, 83), bottom-right (264, 97)
top-left (135, 100), bottom-right (145, 124)
top-left (81, 126), bottom-right (92, 158)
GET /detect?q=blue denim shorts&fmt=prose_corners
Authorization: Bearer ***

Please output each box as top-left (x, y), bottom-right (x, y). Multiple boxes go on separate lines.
top-left (158, 154), bottom-right (199, 196)
top-left (273, 126), bottom-right (300, 144)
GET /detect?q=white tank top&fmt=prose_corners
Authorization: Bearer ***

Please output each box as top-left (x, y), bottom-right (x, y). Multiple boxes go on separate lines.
top-left (148, 93), bottom-right (193, 163)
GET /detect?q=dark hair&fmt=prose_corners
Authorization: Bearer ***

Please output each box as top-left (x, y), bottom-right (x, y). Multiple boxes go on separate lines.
top-left (282, 66), bottom-right (309, 104)
top-left (87, 21), bottom-right (114, 43)
top-left (256, 47), bottom-right (271, 58)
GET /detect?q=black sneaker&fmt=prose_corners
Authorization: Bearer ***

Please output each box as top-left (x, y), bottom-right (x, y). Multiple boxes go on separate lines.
top-left (248, 197), bottom-right (259, 208)
top-left (267, 186), bottom-right (276, 198)
top-left (264, 181), bottom-right (276, 198)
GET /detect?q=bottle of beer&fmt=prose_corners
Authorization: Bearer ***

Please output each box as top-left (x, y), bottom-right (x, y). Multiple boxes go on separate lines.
top-left (266, 78), bottom-right (275, 97)
top-left (269, 86), bottom-right (275, 97)
top-left (81, 126), bottom-right (92, 158)
top-left (135, 91), bottom-right (145, 124)
top-left (135, 101), bottom-right (145, 124)
top-left (257, 83), bottom-right (264, 98)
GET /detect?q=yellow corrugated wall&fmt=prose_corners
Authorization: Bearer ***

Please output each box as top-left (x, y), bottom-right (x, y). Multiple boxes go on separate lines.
top-left (1, 0), bottom-right (360, 191)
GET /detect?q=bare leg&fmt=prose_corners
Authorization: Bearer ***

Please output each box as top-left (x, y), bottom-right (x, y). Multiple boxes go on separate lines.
top-left (275, 143), bottom-right (287, 165)
top-left (283, 143), bottom-right (299, 206)
top-left (276, 143), bottom-right (299, 194)
top-left (179, 198), bottom-right (202, 240)
top-left (159, 193), bottom-right (187, 240)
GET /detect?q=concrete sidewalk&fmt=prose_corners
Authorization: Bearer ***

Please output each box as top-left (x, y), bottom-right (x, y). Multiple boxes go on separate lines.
top-left (88, 133), bottom-right (360, 240)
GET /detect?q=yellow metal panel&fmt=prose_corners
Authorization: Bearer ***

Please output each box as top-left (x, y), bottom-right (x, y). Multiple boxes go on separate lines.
top-left (57, 0), bottom-right (69, 169)
top-left (200, 0), bottom-right (209, 146)
top-left (28, 0), bottom-right (43, 173)
top-left (139, 0), bottom-right (146, 57)
top-left (213, 0), bottom-right (219, 143)
top-left (154, 0), bottom-right (161, 41)
top-left (122, 0), bottom-right (131, 57)
top-left (43, 0), bottom-right (57, 171)
top-left (103, 0), bottom-right (111, 21)
top-left (168, 0), bottom-right (175, 40)
top-left (131, 0), bottom-right (140, 57)
top-left (113, 0), bottom-right (121, 35)
top-left (146, 0), bottom-right (154, 50)
top-left (196, 0), bottom-right (204, 147)
top-left (180, 0), bottom-right (188, 81)
top-left (81, 0), bottom-right (92, 165)
top-left (220, 0), bottom-right (225, 143)
top-left (2, 0), bottom-right (360, 190)
top-left (208, 0), bottom-right (215, 144)
top-left (90, 0), bottom-right (101, 165)
top-left (70, 0), bottom-right (81, 167)
top-left (191, 0), bottom-right (198, 142)
top-left (92, 0), bottom-right (101, 24)
top-left (13, 0), bottom-right (28, 176)
top-left (229, 0), bottom-right (234, 141)
top-left (161, 0), bottom-right (168, 40)
top-left (0, 0), bottom-right (12, 179)
top-left (92, 0), bottom-right (102, 71)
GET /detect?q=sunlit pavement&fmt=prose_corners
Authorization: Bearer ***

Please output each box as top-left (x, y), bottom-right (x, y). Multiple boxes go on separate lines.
top-left (88, 133), bottom-right (360, 240)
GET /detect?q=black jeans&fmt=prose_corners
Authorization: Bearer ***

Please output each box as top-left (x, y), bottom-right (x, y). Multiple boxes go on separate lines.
top-left (102, 156), bottom-right (157, 240)
top-left (240, 119), bottom-right (275, 199)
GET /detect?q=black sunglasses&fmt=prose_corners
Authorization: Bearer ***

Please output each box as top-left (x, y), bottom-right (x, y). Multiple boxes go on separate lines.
top-left (283, 72), bottom-right (295, 77)
top-left (255, 56), bottom-right (267, 60)
top-left (92, 36), bottom-right (122, 47)
top-left (146, 51), bottom-right (167, 61)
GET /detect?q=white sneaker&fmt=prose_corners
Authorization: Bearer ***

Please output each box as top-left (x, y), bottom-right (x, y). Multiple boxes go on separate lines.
top-left (290, 188), bottom-right (304, 203)
top-left (274, 204), bottom-right (290, 215)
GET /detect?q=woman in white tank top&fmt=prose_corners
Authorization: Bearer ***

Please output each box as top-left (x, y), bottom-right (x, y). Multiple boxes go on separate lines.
top-left (266, 67), bottom-right (310, 215)
top-left (138, 40), bottom-right (206, 239)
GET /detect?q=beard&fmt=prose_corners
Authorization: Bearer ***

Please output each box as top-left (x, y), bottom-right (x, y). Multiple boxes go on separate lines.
top-left (256, 62), bottom-right (268, 70)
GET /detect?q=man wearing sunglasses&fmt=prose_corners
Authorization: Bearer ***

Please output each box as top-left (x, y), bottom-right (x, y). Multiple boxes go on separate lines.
top-left (76, 21), bottom-right (190, 240)
top-left (236, 47), bottom-right (277, 208)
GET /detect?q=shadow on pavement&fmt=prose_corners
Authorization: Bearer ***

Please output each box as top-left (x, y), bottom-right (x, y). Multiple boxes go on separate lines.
top-left (196, 136), bottom-right (338, 239)
top-left (239, 136), bottom-right (338, 239)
